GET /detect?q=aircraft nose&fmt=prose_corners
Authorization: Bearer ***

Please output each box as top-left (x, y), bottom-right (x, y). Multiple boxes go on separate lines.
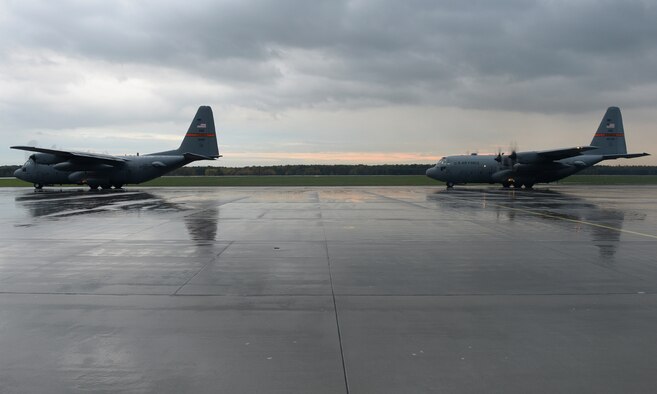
top-left (426, 166), bottom-right (437, 178)
top-left (13, 168), bottom-right (23, 180)
top-left (426, 165), bottom-right (445, 181)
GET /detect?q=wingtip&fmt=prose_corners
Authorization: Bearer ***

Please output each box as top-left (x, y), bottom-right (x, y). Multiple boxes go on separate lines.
top-left (10, 145), bottom-right (33, 151)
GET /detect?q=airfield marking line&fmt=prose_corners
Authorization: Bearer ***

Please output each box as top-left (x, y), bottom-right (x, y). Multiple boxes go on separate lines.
top-left (491, 203), bottom-right (657, 239)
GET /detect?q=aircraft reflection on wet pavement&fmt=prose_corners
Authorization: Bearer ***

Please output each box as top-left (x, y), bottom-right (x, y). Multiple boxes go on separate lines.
top-left (14, 189), bottom-right (219, 243)
top-left (14, 190), bottom-right (182, 218)
top-left (427, 188), bottom-right (639, 259)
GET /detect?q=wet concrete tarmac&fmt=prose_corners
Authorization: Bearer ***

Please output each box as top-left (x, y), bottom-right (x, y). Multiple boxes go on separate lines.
top-left (1, 185), bottom-right (656, 393)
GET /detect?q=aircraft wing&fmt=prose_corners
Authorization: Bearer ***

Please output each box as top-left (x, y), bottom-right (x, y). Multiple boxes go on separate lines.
top-left (10, 146), bottom-right (127, 166)
top-left (512, 146), bottom-right (598, 164)
top-left (533, 146), bottom-right (599, 161)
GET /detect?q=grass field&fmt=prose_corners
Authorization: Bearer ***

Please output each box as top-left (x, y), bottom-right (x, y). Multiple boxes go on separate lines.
top-left (2, 175), bottom-right (657, 187)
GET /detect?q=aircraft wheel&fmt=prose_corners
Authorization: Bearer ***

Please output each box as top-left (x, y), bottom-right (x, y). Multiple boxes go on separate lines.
top-left (113, 184), bottom-right (123, 189)
top-left (502, 181), bottom-right (511, 188)
top-left (524, 183), bottom-right (534, 189)
top-left (101, 184), bottom-right (112, 190)
top-left (89, 185), bottom-right (99, 190)
top-left (34, 183), bottom-right (43, 190)
top-left (446, 182), bottom-right (454, 188)
top-left (513, 183), bottom-right (523, 189)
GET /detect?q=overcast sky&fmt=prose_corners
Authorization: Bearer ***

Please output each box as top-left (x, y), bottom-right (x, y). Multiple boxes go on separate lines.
top-left (1, 0), bottom-right (656, 166)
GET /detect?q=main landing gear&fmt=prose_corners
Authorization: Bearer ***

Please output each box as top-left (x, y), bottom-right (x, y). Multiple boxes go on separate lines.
top-left (446, 182), bottom-right (455, 188)
top-left (34, 183), bottom-right (43, 190)
top-left (502, 180), bottom-right (534, 189)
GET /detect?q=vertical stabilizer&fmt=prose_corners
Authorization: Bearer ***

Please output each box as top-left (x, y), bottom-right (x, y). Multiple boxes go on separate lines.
top-left (177, 106), bottom-right (219, 158)
top-left (589, 107), bottom-right (627, 155)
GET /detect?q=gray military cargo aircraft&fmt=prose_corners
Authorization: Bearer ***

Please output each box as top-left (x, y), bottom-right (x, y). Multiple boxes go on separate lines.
top-left (426, 107), bottom-right (649, 188)
top-left (12, 106), bottom-right (220, 189)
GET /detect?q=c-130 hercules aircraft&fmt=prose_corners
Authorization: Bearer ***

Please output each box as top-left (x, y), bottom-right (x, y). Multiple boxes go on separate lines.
top-left (426, 107), bottom-right (649, 188)
top-left (12, 106), bottom-right (220, 189)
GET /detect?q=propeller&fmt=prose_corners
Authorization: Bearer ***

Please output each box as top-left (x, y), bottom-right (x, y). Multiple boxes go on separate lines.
top-left (494, 143), bottom-right (520, 168)
top-left (494, 147), bottom-right (503, 163)
top-left (508, 141), bottom-right (518, 163)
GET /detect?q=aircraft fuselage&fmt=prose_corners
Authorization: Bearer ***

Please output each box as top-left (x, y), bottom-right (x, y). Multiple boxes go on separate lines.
top-left (14, 154), bottom-right (190, 188)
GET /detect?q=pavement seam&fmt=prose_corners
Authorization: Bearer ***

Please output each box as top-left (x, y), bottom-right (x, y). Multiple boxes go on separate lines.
top-left (172, 240), bottom-right (234, 295)
top-left (1, 291), bottom-right (653, 297)
top-left (318, 191), bottom-right (351, 394)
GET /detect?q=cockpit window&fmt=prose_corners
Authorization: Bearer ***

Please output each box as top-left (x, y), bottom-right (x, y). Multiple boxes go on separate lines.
top-left (437, 157), bottom-right (446, 165)
top-left (23, 155), bottom-right (35, 167)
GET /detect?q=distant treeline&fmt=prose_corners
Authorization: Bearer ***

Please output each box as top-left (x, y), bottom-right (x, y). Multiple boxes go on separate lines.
top-left (0, 166), bottom-right (19, 177)
top-left (2, 164), bottom-right (657, 177)
top-left (169, 164), bottom-right (433, 176)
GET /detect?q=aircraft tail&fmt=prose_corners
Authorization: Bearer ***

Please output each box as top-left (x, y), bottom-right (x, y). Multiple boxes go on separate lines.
top-left (589, 107), bottom-right (627, 155)
top-left (151, 106), bottom-right (220, 158)
top-left (177, 106), bottom-right (220, 158)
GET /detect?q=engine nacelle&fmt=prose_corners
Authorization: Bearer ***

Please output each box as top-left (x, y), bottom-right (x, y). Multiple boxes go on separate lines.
top-left (33, 153), bottom-right (65, 165)
top-left (513, 151), bottom-right (541, 164)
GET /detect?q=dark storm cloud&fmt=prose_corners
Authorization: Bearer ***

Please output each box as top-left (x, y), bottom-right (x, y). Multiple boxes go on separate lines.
top-left (2, 0), bottom-right (657, 114)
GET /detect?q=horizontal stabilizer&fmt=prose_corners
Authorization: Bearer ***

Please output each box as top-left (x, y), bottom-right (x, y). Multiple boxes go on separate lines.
top-left (602, 152), bottom-right (650, 160)
top-left (183, 152), bottom-right (221, 162)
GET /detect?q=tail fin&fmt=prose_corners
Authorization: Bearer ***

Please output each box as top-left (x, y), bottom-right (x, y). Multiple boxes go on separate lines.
top-left (589, 107), bottom-right (627, 155)
top-left (177, 106), bottom-right (220, 158)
